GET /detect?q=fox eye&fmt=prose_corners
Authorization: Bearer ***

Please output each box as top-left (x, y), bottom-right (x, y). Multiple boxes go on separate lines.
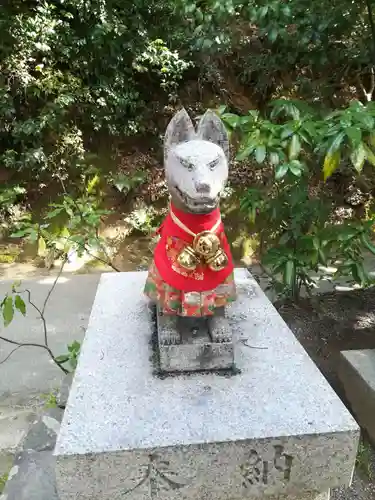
top-left (180, 158), bottom-right (194, 172)
top-left (208, 158), bottom-right (219, 170)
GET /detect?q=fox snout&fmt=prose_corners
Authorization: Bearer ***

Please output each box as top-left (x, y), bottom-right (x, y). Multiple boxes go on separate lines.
top-left (195, 180), bottom-right (211, 194)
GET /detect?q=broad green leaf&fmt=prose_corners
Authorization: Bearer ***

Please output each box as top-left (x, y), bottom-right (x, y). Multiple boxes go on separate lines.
top-left (2, 296), bottom-right (14, 327)
top-left (255, 145), bottom-right (266, 164)
top-left (283, 260), bottom-right (295, 287)
top-left (236, 145), bottom-right (255, 161)
top-left (345, 126), bottom-right (361, 147)
top-left (258, 5), bottom-right (268, 18)
top-left (216, 105), bottom-right (227, 116)
top-left (275, 163), bottom-right (288, 180)
top-left (268, 28), bottom-right (278, 42)
top-left (368, 132), bottom-right (375, 149)
top-left (318, 249), bottom-right (327, 265)
top-left (269, 152), bottom-right (280, 165)
top-left (289, 163), bottom-right (302, 177)
top-left (351, 263), bottom-right (367, 286)
top-left (68, 340), bottom-right (81, 352)
top-left (28, 230), bottom-right (39, 243)
top-left (363, 144), bottom-right (375, 167)
top-left (328, 131), bottom-right (345, 154)
top-left (15, 295), bottom-right (26, 316)
top-left (55, 355), bottom-right (70, 364)
top-left (10, 229), bottom-right (28, 238)
top-left (302, 121), bottom-right (316, 135)
top-left (323, 150), bottom-right (340, 181)
top-left (69, 359), bottom-right (77, 370)
top-left (350, 143), bottom-right (366, 173)
top-left (279, 232), bottom-right (291, 244)
top-left (337, 228), bottom-right (358, 241)
top-left (45, 207), bottom-right (64, 219)
top-left (289, 134), bottom-right (301, 160)
top-left (356, 113), bottom-right (374, 129)
top-left (360, 233), bottom-right (375, 254)
top-left (221, 113), bottom-right (239, 128)
top-left (281, 128), bottom-right (293, 140)
top-left (38, 236), bottom-right (47, 257)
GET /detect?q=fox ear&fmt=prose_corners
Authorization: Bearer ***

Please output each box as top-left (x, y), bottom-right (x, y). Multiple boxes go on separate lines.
top-left (164, 108), bottom-right (195, 162)
top-left (197, 110), bottom-right (229, 160)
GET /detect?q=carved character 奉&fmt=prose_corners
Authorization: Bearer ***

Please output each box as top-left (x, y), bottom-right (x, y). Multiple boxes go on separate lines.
top-left (144, 108), bottom-right (236, 344)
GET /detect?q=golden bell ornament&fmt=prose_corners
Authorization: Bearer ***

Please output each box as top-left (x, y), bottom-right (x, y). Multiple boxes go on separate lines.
top-left (177, 245), bottom-right (200, 271)
top-left (193, 231), bottom-right (220, 258)
top-left (206, 248), bottom-right (229, 272)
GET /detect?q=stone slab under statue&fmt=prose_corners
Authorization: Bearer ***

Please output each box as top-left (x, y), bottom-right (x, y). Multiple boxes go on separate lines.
top-left (143, 108), bottom-right (236, 372)
top-left (54, 269), bottom-right (359, 500)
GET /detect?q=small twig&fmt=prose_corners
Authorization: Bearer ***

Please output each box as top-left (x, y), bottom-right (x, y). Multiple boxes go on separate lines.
top-left (239, 339), bottom-right (268, 349)
top-left (62, 235), bottom-right (120, 272)
top-left (0, 336), bottom-right (69, 374)
top-left (14, 261), bottom-right (67, 371)
top-left (42, 257), bottom-right (67, 316)
top-left (0, 345), bottom-right (22, 365)
top-left (95, 225), bottom-right (116, 269)
top-left (357, 68), bottom-right (375, 102)
top-left (20, 289), bottom-right (50, 349)
top-left (59, 177), bottom-right (86, 223)
top-left (87, 250), bottom-right (120, 272)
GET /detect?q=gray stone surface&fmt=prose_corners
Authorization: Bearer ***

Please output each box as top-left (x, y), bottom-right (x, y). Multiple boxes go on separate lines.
top-left (339, 349), bottom-right (375, 444)
top-left (0, 450), bottom-right (59, 500)
top-left (54, 269), bottom-right (359, 500)
top-left (21, 407), bottom-right (63, 453)
top-left (0, 408), bottom-right (36, 476)
top-left (0, 273), bottom-right (100, 402)
top-left (0, 406), bottom-right (63, 500)
top-left (57, 374), bottom-right (73, 409)
top-left (157, 309), bottom-right (234, 372)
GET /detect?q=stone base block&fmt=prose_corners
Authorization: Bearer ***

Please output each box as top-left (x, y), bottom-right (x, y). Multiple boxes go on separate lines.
top-left (339, 349), bottom-right (375, 444)
top-left (157, 309), bottom-right (234, 372)
top-left (54, 269), bottom-right (359, 500)
top-left (261, 493), bottom-right (329, 500)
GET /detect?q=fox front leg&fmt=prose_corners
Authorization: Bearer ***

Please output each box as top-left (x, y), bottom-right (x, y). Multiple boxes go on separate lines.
top-left (208, 307), bottom-right (232, 343)
top-left (157, 306), bottom-right (182, 345)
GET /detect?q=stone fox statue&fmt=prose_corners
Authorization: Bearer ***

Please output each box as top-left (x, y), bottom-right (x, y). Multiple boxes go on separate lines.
top-left (144, 108), bottom-right (236, 342)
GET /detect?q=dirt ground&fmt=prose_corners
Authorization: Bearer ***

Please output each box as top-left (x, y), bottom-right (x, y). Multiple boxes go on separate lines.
top-left (276, 289), bottom-right (375, 499)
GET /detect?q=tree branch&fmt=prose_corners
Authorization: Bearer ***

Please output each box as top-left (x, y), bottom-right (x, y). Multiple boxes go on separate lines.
top-left (0, 336), bottom-right (69, 374)
top-left (58, 235), bottom-right (120, 272)
top-left (20, 289), bottom-right (50, 349)
top-left (42, 257), bottom-right (66, 316)
top-left (356, 72), bottom-right (373, 102)
top-left (8, 259), bottom-right (68, 372)
top-left (0, 345), bottom-right (22, 365)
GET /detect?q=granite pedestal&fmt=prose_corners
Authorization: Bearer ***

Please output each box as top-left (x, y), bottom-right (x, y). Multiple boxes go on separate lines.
top-left (156, 307), bottom-right (234, 372)
top-left (54, 269), bottom-right (359, 500)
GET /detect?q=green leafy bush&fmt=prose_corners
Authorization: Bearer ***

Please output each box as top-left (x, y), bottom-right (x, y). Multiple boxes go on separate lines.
top-left (220, 99), bottom-right (375, 298)
top-left (0, 0), bottom-right (192, 182)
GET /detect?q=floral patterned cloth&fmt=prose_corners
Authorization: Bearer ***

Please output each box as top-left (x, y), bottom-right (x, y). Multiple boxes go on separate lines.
top-left (144, 260), bottom-right (237, 317)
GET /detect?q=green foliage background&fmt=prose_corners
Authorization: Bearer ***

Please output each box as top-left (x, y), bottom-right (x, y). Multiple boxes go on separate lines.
top-left (1, 0), bottom-right (375, 298)
top-left (2, 0), bottom-right (375, 180)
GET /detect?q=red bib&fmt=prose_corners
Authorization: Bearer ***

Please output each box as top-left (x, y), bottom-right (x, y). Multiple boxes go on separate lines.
top-left (153, 204), bottom-right (234, 292)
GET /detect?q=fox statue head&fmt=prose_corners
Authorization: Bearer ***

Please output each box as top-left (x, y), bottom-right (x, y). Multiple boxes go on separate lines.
top-left (164, 108), bottom-right (229, 214)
